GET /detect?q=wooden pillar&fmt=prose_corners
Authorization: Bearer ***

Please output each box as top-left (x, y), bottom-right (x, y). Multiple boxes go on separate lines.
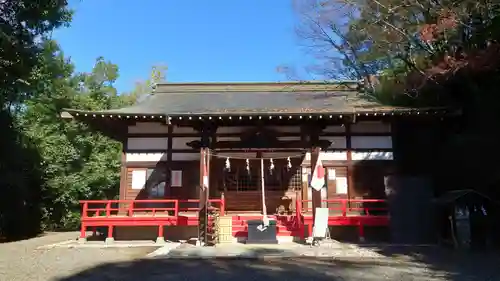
top-left (118, 134), bottom-right (128, 216)
top-left (301, 168), bottom-right (308, 212)
top-left (198, 147), bottom-right (209, 245)
top-left (118, 151), bottom-right (127, 215)
top-left (166, 124), bottom-right (173, 198)
top-left (301, 121), bottom-right (325, 237)
top-left (345, 122), bottom-right (354, 203)
top-left (199, 147), bottom-right (208, 204)
top-left (197, 121), bottom-right (214, 246)
top-left (310, 147), bottom-right (322, 224)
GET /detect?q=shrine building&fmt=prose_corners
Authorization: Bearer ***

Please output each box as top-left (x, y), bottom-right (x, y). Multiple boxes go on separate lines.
top-left (61, 81), bottom-right (456, 244)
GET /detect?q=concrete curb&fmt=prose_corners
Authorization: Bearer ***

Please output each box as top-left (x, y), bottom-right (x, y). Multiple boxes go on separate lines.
top-left (38, 239), bottom-right (75, 249)
top-left (149, 254), bottom-right (406, 261)
top-left (37, 240), bottom-right (164, 249)
top-left (349, 243), bottom-right (437, 247)
top-left (150, 253), bottom-right (324, 259)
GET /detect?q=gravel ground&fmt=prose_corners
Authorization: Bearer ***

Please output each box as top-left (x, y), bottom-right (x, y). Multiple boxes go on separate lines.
top-left (1, 232), bottom-right (500, 281)
top-left (0, 232), bottom-right (157, 281)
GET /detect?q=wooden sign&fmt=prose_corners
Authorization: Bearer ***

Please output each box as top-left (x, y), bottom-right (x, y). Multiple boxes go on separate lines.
top-left (312, 207), bottom-right (329, 238)
top-left (335, 177), bottom-right (348, 194)
top-left (171, 170), bottom-right (182, 187)
top-left (131, 170), bottom-right (146, 190)
top-left (327, 168), bottom-right (336, 180)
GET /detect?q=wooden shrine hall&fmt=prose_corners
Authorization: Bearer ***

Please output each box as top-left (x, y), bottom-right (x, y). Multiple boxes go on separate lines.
top-left (61, 81), bottom-right (457, 244)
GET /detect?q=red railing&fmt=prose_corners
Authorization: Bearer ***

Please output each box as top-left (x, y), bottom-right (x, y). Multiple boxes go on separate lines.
top-left (79, 197), bottom-right (387, 241)
top-left (79, 198), bottom-right (225, 240)
top-left (297, 198), bottom-right (389, 241)
top-left (80, 198), bottom-right (225, 219)
top-left (300, 199), bottom-right (388, 216)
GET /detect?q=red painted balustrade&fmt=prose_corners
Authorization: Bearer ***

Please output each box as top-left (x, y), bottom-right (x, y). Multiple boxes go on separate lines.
top-left (296, 198), bottom-right (389, 240)
top-left (300, 198), bottom-right (388, 215)
top-left (79, 197), bottom-right (389, 241)
top-left (79, 198), bottom-right (225, 239)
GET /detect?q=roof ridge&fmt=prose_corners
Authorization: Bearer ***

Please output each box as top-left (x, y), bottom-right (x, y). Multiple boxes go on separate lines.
top-left (153, 81), bottom-right (359, 94)
top-left (151, 90), bottom-right (354, 95)
top-left (154, 80), bottom-right (358, 86)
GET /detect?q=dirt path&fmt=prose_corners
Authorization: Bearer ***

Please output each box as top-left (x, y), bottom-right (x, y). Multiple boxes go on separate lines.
top-left (0, 232), bottom-right (156, 281)
top-left (36, 255), bottom-right (500, 281)
top-left (1, 233), bottom-right (499, 281)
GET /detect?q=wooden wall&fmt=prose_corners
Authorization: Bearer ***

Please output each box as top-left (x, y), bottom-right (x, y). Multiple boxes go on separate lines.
top-left (120, 121), bottom-right (394, 211)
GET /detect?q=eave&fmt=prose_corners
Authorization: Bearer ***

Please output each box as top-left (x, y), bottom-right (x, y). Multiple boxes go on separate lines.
top-left (61, 106), bottom-right (460, 124)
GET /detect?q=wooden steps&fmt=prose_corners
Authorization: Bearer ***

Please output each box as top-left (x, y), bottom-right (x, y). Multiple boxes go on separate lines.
top-left (231, 215), bottom-right (300, 238)
top-left (224, 191), bottom-right (294, 213)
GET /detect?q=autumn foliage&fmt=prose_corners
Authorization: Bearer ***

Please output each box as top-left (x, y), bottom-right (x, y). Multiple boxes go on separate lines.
top-left (293, 0), bottom-right (500, 105)
top-left (293, 0), bottom-right (500, 193)
top-left (419, 11), bottom-right (458, 43)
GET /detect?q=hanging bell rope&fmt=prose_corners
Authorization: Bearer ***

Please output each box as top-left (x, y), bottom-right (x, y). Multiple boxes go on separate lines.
top-left (208, 149), bottom-right (304, 228)
top-left (260, 157), bottom-right (269, 227)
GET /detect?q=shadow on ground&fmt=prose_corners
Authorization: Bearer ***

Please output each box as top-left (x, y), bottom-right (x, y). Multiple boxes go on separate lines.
top-left (356, 244), bottom-right (500, 280)
top-left (53, 246), bottom-right (500, 281)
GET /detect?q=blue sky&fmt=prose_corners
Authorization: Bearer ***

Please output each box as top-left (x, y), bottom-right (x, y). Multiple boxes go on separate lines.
top-left (53, 0), bottom-right (311, 93)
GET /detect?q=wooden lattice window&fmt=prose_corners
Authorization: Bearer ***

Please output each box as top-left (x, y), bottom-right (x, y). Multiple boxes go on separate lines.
top-left (236, 169), bottom-right (259, 191)
top-left (281, 166), bottom-right (302, 191)
top-left (221, 159), bottom-right (260, 192)
top-left (221, 159), bottom-right (292, 192)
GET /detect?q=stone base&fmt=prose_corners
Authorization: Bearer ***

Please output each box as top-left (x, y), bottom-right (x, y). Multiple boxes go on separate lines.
top-left (235, 236), bottom-right (296, 244)
top-left (105, 237), bottom-right (115, 244)
top-left (155, 237), bottom-right (166, 244)
top-left (78, 237), bottom-right (87, 244)
top-left (114, 226), bottom-right (198, 241)
top-left (246, 239), bottom-right (278, 245)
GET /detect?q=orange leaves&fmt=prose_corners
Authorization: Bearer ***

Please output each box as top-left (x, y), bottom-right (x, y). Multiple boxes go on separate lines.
top-left (438, 10), bottom-right (458, 30)
top-left (418, 10), bottom-right (458, 42)
top-left (419, 24), bottom-right (438, 42)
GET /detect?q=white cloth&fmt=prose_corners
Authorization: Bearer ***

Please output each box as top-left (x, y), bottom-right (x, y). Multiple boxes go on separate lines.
top-left (310, 153), bottom-right (325, 191)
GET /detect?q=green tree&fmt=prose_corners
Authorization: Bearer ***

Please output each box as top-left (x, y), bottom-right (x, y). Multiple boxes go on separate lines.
top-left (0, 0), bottom-right (72, 107)
top-left (0, 0), bottom-right (72, 239)
top-left (1, 1), bottom-right (169, 238)
top-left (120, 64), bottom-right (168, 106)
top-left (17, 42), bottom-right (169, 230)
top-left (19, 43), bottom-right (125, 229)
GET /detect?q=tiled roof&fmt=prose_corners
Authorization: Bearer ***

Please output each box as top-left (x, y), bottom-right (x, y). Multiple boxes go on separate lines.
top-left (61, 82), bottom-right (453, 117)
